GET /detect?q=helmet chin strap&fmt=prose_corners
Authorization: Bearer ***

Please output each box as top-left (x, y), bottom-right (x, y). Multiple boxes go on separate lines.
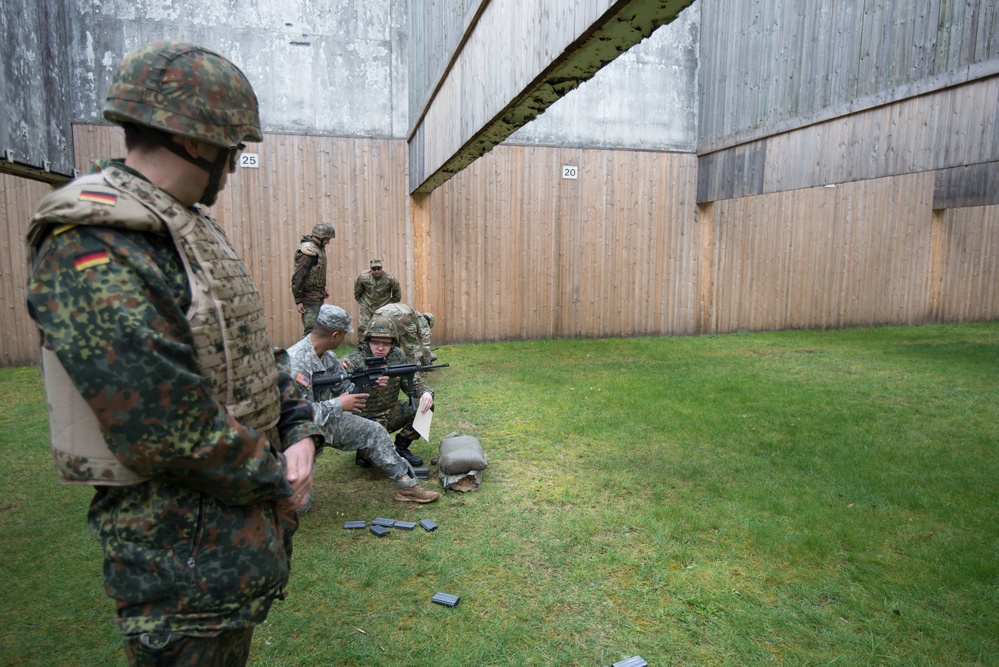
top-left (146, 129), bottom-right (232, 206)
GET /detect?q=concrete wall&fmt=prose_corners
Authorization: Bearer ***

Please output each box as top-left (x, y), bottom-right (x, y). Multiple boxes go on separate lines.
top-left (68, 0), bottom-right (409, 139)
top-left (0, 0), bottom-right (75, 178)
top-left (506, 3), bottom-right (700, 152)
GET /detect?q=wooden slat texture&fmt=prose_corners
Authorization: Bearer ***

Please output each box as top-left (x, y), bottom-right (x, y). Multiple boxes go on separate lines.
top-left (0, 172), bottom-right (55, 366)
top-left (933, 205), bottom-right (999, 322)
top-left (706, 173), bottom-right (940, 332)
top-left (422, 146), bottom-right (700, 342)
top-left (700, 76), bottom-right (999, 203)
top-left (69, 125), bottom-right (410, 353)
top-left (699, 0), bottom-right (999, 149)
top-left (2, 129), bottom-right (997, 367)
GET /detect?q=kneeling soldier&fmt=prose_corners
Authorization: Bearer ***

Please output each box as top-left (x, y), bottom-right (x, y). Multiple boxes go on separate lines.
top-left (342, 315), bottom-right (434, 467)
top-left (288, 306), bottom-right (439, 505)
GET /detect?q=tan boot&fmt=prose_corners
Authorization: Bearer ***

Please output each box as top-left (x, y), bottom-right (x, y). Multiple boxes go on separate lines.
top-left (394, 484), bottom-right (440, 503)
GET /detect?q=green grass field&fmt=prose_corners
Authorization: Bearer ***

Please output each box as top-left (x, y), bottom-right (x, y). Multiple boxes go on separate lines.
top-left (2, 323), bottom-right (997, 666)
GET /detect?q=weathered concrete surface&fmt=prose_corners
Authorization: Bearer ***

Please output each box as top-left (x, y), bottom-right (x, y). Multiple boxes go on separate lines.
top-left (506, 4), bottom-right (699, 152)
top-left (0, 0), bottom-right (75, 180)
top-left (70, 0), bottom-right (409, 138)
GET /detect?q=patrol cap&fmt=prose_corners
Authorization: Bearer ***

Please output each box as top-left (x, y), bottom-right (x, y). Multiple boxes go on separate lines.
top-left (312, 222), bottom-right (335, 239)
top-left (370, 258), bottom-right (383, 268)
top-left (316, 305), bottom-right (354, 333)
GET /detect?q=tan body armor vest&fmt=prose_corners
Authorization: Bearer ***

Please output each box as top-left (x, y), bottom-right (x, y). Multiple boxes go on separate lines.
top-left (28, 167), bottom-right (281, 485)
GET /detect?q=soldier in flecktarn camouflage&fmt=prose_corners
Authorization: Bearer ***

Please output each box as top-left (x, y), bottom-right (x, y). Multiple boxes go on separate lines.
top-left (24, 41), bottom-right (323, 667)
top-left (291, 222), bottom-right (336, 335)
top-left (342, 316), bottom-right (435, 468)
top-left (287, 305), bottom-right (439, 505)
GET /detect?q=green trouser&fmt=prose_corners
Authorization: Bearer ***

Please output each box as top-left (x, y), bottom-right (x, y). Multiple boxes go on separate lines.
top-left (300, 300), bottom-right (322, 335)
top-left (124, 628), bottom-right (254, 667)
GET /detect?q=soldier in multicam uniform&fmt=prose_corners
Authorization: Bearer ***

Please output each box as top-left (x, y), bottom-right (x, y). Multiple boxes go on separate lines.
top-left (24, 41), bottom-right (323, 667)
top-left (373, 302), bottom-right (438, 365)
top-left (291, 222), bottom-right (336, 334)
top-left (287, 305), bottom-right (439, 505)
top-left (342, 316), bottom-right (434, 467)
top-left (353, 258), bottom-right (401, 337)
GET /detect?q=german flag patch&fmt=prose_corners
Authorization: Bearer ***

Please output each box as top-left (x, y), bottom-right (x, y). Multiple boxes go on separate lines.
top-left (75, 251), bottom-right (110, 271)
top-left (79, 190), bottom-right (118, 206)
top-left (295, 372), bottom-right (310, 387)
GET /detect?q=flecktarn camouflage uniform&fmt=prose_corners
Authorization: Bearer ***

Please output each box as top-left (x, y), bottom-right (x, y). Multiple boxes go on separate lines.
top-left (373, 303), bottom-right (434, 365)
top-left (287, 336), bottom-right (413, 480)
top-left (290, 226), bottom-right (332, 334)
top-left (25, 160), bottom-right (322, 638)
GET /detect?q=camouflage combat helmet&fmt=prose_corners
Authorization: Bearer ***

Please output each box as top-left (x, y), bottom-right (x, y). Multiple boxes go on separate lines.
top-left (422, 312), bottom-right (435, 329)
top-left (311, 223), bottom-right (335, 240)
top-left (363, 315), bottom-right (399, 344)
top-left (104, 41), bottom-right (262, 149)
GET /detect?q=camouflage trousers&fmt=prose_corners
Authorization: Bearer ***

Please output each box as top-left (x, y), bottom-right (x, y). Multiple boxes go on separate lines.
top-left (356, 304), bottom-right (375, 338)
top-left (300, 300), bottom-right (322, 335)
top-left (324, 411), bottom-right (410, 479)
top-left (365, 400), bottom-right (421, 445)
top-left (123, 628), bottom-right (253, 667)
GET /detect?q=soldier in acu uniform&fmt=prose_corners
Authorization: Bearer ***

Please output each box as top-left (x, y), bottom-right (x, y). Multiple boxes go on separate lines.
top-left (374, 302), bottom-right (438, 365)
top-left (291, 222), bottom-right (335, 334)
top-left (24, 41), bottom-right (323, 667)
top-left (342, 316), bottom-right (434, 467)
top-left (353, 258), bottom-right (401, 337)
top-left (287, 305), bottom-right (439, 505)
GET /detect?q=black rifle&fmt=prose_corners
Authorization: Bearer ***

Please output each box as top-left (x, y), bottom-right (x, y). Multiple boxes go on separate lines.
top-left (311, 356), bottom-right (449, 409)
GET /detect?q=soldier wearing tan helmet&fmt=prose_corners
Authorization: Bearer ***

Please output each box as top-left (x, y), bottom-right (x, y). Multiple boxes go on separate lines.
top-left (25, 41), bottom-right (322, 666)
top-left (292, 222), bottom-right (336, 334)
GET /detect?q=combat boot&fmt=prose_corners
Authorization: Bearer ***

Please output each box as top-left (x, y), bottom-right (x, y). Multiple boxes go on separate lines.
top-left (355, 451), bottom-right (372, 468)
top-left (395, 434), bottom-right (424, 466)
top-left (393, 484), bottom-right (440, 503)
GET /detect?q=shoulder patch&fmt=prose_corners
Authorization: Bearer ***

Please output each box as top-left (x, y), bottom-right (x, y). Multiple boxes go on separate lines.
top-left (75, 251), bottom-right (110, 271)
top-left (294, 372), bottom-right (310, 387)
top-left (78, 191), bottom-right (118, 206)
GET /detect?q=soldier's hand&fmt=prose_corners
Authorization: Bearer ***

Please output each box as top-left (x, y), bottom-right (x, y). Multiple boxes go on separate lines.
top-left (340, 392), bottom-right (369, 413)
top-left (418, 392), bottom-right (434, 413)
top-left (295, 302), bottom-right (306, 314)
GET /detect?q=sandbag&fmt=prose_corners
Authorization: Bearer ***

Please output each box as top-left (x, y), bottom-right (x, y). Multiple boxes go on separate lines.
top-left (438, 432), bottom-right (487, 492)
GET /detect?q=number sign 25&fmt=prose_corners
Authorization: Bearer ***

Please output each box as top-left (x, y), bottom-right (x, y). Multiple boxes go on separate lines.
top-left (240, 153), bottom-right (260, 168)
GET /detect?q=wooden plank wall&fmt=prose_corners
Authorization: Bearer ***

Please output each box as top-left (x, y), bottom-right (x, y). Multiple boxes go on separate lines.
top-left (2, 127), bottom-right (996, 367)
top-left (933, 205), bottom-right (999, 322)
top-left (703, 173), bottom-right (941, 333)
top-left (699, 75), bottom-right (999, 203)
top-left (0, 172), bottom-right (56, 366)
top-left (421, 146), bottom-right (700, 342)
top-left (69, 125), bottom-right (411, 352)
top-left (698, 0), bottom-right (999, 148)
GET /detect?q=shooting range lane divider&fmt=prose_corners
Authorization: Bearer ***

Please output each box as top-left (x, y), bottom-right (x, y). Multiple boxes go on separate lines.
top-left (431, 592), bottom-right (460, 607)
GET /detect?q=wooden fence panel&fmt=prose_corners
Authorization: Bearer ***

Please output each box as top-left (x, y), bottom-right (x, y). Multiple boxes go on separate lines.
top-left (0, 172), bottom-right (55, 366)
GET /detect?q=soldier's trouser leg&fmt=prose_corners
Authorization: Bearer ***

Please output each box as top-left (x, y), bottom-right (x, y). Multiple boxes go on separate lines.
top-left (326, 412), bottom-right (411, 479)
top-left (357, 306), bottom-right (374, 339)
top-left (301, 301), bottom-right (322, 335)
top-left (377, 401), bottom-right (424, 466)
top-left (124, 627), bottom-right (253, 667)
